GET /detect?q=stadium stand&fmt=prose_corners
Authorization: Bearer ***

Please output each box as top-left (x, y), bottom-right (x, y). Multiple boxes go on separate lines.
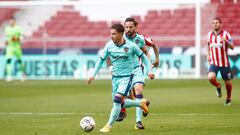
top-left (0, 8), bottom-right (18, 27)
top-left (1, 0), bottom-right (239, 54)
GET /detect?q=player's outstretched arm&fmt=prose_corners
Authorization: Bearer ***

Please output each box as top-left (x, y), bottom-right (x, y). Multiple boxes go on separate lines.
top-left (151, 43), bottom-right (159, 68)
top-left (140, 53), bottom-right (155, 80)
top-left (87, 58), bottom-right (105, 85)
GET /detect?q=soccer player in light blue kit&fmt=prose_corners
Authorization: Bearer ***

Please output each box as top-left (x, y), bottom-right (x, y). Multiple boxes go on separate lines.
top-left (115, 17), bottom-right (159, 129)
top-left (87, 23), bottom-right (154, 133)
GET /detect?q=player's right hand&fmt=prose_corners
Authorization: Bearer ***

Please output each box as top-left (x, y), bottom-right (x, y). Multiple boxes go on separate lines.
top-left (152, 60), bottom-right (159, 68)
top-left (87, 76), bottom-right (95, 85)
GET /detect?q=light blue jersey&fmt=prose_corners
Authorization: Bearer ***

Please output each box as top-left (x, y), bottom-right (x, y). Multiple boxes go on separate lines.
top-left (92, 39), bottom-right (152, 96)
top-left (94, 40), bottom-right (145, 77)
top-left (124, 33), bottom-right (146, 68)
top-left (124, 33), bottom-right (155, 76)
top-left (124, 33), bottom-right (146, 49)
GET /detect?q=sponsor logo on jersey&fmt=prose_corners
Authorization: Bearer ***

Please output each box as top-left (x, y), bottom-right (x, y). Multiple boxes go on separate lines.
top-left (135, 39), bottom-right (140, 45)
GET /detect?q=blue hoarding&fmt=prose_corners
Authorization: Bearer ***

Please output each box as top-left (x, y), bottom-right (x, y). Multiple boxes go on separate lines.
top-left (0, 54), bottom-right (193, 79)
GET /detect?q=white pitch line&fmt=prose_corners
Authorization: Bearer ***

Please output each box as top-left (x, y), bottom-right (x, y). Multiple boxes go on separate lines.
top-left (0, 112), bottom-right (240, 116)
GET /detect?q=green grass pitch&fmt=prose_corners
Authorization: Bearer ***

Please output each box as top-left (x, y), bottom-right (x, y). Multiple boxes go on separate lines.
top-left (0, 79), bottom-right (239, 135)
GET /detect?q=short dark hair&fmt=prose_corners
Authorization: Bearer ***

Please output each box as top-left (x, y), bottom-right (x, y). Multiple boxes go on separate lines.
top-left (124, 17), bottom-right (138, 26)
top-left (213, 17), bottom-right (222, 24)
top-left (111, 23), bottom-right (125, 35)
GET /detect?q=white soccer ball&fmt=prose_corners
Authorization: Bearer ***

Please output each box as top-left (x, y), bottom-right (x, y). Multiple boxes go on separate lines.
top-left (80, 116), bottom-right (95, 132)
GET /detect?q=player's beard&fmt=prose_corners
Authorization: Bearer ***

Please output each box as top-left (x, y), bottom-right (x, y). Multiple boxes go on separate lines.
top-left (126, 31), bottom-right (134, 38)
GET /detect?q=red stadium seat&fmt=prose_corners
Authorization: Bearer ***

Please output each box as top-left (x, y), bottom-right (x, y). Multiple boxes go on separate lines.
top-left (223, 0), bottom-right (234, 4)
top-left (211, 0), bottom-right (221, 3)
top-left (27, 1), bottom-right (240, 48)
top-left (0, 8), bottom-right (18, 26)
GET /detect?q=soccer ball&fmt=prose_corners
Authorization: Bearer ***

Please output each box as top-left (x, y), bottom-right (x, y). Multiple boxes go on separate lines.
top-left (80, 116), bottom-right (95, 132)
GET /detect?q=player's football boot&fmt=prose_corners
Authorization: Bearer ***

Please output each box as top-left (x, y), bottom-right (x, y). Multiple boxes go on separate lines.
top-left (99, 124), bottom-right (112, 133)
top-left (116, 111), bottom-right (127, 122)
top-left (224, 99), bottom-right (231, 106)
top-left (140, 99), bottom-right (149, 115)
top-left (134, 121), bottom-right (145, 130)
top-left (216, 87), bottom-right (222, 98)
top-left (142, 100), bottom-right (150, 117)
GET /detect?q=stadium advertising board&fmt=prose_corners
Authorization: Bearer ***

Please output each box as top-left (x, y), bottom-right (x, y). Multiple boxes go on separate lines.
top-left (0, 54), bottom-right (194, 79)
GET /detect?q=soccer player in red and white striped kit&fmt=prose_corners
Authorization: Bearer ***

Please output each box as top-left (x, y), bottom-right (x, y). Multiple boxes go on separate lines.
top-left (207, 17), bottom-right (234, 105)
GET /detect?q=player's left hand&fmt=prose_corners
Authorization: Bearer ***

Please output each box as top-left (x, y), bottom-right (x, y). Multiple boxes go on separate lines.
top-left (152, 60), bottom-right (159, 68)
top-left (148, 72), bottom-right (155, 80)
top-left (87, 76), bottom-right (95, 85)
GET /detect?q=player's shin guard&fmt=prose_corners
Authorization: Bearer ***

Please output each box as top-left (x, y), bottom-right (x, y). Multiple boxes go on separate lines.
top-left (107, 96), bottom-right (122, 126)
top-left (135, 94), bottom-right (143, 122)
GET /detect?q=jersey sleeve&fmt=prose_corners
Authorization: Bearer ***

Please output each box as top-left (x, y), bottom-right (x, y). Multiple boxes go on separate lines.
top-left (99, 44), bottom-right (109, 60)
top-left (92, 44), bottom-right (109, 77)
top-left (133, 43), bottom-right (144, 57)
top-left (225, 32), bottom-right (233, 43)
top-left (143, 35), bottom-right (154, 47)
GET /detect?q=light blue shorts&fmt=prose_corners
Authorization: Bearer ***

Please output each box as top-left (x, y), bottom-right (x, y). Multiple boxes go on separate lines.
top-left (132, 66), bottom-right (145, 87)
top-left (111, 74), bottom-right (134, 99)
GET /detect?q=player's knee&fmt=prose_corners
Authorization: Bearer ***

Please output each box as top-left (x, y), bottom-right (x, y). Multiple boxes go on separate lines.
top-left (113, 95), bottom-right (123, 104)
top-left (134, 84), bottom-right (143, 93)
top-left (208, 72), bottom-right (215, 80)
top-left (6, 59), bottom-right (11, 64)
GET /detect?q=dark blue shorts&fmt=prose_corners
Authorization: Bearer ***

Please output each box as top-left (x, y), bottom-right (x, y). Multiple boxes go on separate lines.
top-left (208, 65), bottom-right (233, 80)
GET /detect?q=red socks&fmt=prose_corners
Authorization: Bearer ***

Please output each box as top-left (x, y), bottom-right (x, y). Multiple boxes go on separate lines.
top-left (209, 78), bottom-right (221, 88)
top-left (121, 108), bottom-right (126, 113)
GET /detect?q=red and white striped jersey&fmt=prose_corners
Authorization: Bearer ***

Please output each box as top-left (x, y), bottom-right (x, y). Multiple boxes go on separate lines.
top-left (207, 30), bottom-right (232, 67)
